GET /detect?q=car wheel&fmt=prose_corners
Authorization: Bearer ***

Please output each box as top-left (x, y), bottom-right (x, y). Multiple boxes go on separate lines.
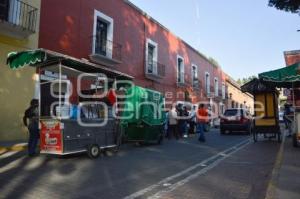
top-left (246, 126), bottom-right (251, 135)
top-left (87, 144), bottom-right (100, 159)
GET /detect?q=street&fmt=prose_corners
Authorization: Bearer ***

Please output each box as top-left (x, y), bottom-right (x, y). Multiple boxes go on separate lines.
top-left (0, 129), bottom-right (280, 199)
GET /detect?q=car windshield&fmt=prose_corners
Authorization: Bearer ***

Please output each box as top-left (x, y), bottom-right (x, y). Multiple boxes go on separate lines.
top-left (224, 109), bottom-right (240, 116)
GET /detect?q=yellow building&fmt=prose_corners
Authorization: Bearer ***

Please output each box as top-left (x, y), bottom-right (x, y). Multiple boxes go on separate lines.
top-left (0, 0), bottom-right (41, 141)
top-left (226, 77), bottom-right (254, 114)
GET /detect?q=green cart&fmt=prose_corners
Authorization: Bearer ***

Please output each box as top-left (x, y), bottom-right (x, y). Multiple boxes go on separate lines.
top-left (121, 86), bottom-right (165, 144)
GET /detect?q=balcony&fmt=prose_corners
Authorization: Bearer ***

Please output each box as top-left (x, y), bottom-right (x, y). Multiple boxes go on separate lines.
top-left (89, 36), bottom-right (122, 66)
top-left (145, 60), bottom-right (166, 81)
top-left (0, 0), bottom-right (38, 39)
top-left (192, 78), bottom-right (201, 90)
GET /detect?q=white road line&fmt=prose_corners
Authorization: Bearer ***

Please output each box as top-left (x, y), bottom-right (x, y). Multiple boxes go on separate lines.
top-left (0, 151), bottom-right (19, 160)
top-left (123, 139), bottom-right (251, 199)
top-left (148, 140), bottom-right (251, 199)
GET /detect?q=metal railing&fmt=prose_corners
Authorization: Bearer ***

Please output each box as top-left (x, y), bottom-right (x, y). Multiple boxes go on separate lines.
top-left (0, 0), bottom-right (38, 32)
top-left (192, 78), bottom-right (200, 88)
top-left (92, 36), bottom-right (122, 62)
top-left (146, 60), bottom-right (166, 78)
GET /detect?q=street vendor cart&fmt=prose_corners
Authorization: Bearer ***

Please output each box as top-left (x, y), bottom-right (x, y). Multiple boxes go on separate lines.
top-left (121, 86), bottom-right (165, 144)
top-left (7, 49), bottom-right (133, 158)
top-left (258, 63), bottom-right (300, 147)
top-left (241, 79), bottom-right (282, 142)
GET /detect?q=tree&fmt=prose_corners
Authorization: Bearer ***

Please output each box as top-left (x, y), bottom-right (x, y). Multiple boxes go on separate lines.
top-left (269, 0), bottom-right (300, 13)
top-left (236, 75), bottom-right (256, 85)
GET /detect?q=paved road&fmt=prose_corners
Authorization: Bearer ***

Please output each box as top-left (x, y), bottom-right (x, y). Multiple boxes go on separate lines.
top-left (0, 129), bottom-right (280, 199)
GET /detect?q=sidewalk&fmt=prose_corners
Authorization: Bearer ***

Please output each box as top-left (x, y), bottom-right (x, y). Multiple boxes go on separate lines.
top-left (265, 136), bottom-right (300, 199)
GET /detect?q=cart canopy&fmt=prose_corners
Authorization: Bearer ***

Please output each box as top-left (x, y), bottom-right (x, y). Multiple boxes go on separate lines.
top-left (6, 49), bottom-right (133, 80)
top-left (241, 78), bottom-right (277, 95)
top-left (258, 63), bottom-right (300, 88)
top-left (121, 86), bottom-right (165, 126)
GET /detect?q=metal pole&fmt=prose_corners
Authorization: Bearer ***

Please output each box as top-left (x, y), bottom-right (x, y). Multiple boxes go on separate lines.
top-left (59, 60), bottom-right (62, 119)
top-left (38, 67), bottom-right (41, 128)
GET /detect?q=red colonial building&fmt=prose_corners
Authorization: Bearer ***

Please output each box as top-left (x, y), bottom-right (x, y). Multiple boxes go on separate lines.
top-left (39, 0), bottom-right (227, 109)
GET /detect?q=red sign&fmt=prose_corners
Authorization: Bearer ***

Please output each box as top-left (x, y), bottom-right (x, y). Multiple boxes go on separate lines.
top-left (40, 120), bottom-right (63, 154)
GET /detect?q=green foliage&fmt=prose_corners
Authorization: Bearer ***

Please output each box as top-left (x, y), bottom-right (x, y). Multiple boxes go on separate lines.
top-left (236, 75), bottom-right (257, 86)
top-left (269, 0), bottom-right (300, 13)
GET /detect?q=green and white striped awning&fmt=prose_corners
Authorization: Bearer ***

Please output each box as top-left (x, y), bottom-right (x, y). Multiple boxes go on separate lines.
top-left (7, 50), bottom-right (46, 69)
top-left (6, 49), bottom-right (133, 80)
top-left (258, 63), bottom-right (300, 88)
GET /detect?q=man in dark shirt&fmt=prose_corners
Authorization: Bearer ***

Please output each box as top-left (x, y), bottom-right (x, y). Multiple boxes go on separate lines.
top-left (23, 99), bottom-right (39, 156)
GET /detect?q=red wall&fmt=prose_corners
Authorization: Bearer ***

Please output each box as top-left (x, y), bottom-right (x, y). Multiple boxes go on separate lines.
top-left (39, 0), bottom-right (226, 103)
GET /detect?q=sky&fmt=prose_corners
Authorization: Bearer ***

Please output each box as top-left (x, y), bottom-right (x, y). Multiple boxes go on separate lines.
top-left (130, 0), bottom-right (300, 80)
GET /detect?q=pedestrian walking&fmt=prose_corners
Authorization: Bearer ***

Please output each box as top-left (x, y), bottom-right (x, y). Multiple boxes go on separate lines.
top-left (283, 103), bottom-right (293, 137)
top-left (168, 105), bottom-right (179, 140)
top-left (23, 99), bottom-right (40, 156)
top-left (196, 104), bottom-right (208, 142)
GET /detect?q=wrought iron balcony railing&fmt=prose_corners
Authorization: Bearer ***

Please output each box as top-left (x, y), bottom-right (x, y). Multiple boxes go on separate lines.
top-left (0, 0), bottom-right (38, 33)
top-left (91, 36), bottom-right (122, 64)
top-left (146, 60), bottom-right (166, 78)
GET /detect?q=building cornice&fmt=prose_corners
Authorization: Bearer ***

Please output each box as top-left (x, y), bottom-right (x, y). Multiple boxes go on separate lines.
top-left (123, 0), bottom-right (220, 69)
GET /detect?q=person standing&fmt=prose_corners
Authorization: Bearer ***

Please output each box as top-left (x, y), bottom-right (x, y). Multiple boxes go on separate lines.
top-left (196, 104), bottom-right (208, 142)
top-left (168, 105), bottom-right (179, 140)
top-left (189, 106), bottom-right (196, 135)
top-left (177, 104), bottom-right (185, 138)
top-left (163, 111), bottom-right (169, 138)
top-left (183, 106), bottom-right (190, 138)
top-left (23, 99), bottom-right (40, 156)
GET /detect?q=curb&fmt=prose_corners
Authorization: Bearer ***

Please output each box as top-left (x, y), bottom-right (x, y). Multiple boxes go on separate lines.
top-left (264, 132), bottom-right (286, 199)
top-left (0, 143), bottom-right (28, 153)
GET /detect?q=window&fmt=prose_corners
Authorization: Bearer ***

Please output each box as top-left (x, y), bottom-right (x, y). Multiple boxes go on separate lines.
top-left (222, 82), bottom-right (226, 100)
top-left (177, 55), bottom-right (184, 83)
top-left (214, 78), bottom-right (218, 97)
top-left (205, 72), bottom-right (210, 95)
top-left (146, 39), bottom-right (158, 75)
top-left (191, 64), bottom-right (198, 87)
top-left (93, 10), bottom-right (114, 58)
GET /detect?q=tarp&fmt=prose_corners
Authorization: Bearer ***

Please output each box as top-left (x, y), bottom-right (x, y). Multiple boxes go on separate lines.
top-left (258, 63), bottom-right (300, 88)
top-left (121, 86), bottom-right (165, 126)
top-left (7, 50), bottom-right (46, 69)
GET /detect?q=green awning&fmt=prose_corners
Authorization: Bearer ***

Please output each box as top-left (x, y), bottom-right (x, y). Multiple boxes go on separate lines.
top-left (6, 49), bottom-right (133, 80)
top-left (258, 63), bottom-right (300, 88)
top-left (7, 50), bottom-right (46, 69)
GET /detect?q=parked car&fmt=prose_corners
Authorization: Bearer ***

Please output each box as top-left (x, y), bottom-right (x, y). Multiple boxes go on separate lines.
top-left (220, 108), bottom-right (253, 135)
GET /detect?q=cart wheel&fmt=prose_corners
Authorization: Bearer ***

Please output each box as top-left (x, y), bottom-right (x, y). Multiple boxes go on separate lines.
top-left (253, 131), bottom-right (258, 142)
top-left (157, 134), bottom-right (163, 145)
top-left (293, 134), bottom-right (298, 148)
top-left (87, 144), bottom-right (100, 159)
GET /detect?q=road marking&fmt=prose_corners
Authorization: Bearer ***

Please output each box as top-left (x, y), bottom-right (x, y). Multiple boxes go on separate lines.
top-left (0, 156), bottom-right (26, 173)
top-left (0, 151), bottom-right (19, 160)
top-left (123, 139), bottom-right (251, 199)
top-left (265, 130), bottom-right (286, 199)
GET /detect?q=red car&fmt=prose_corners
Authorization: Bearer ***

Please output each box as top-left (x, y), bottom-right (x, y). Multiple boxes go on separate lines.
top-left (220, 108), bottom-right (252, 135)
